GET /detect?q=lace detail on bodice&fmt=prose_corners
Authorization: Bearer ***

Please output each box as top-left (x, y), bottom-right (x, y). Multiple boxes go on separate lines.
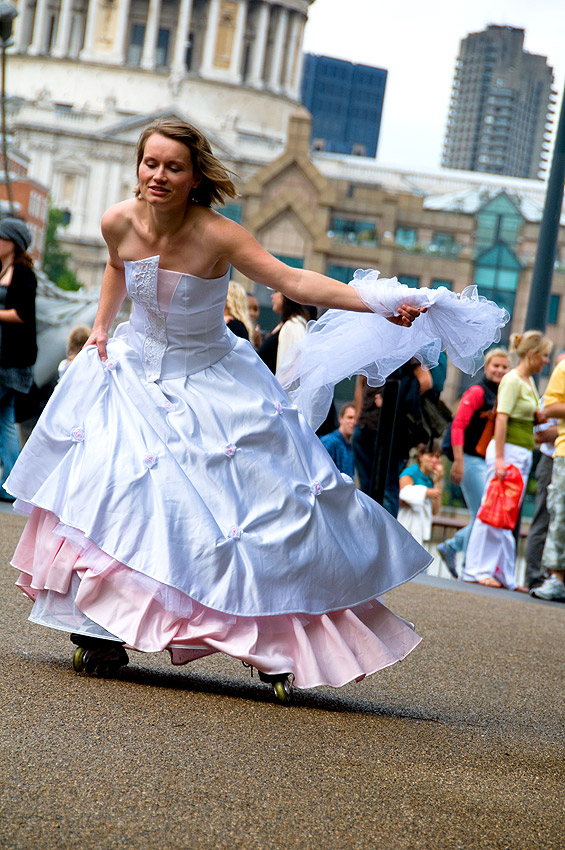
top-left (129, 256), bottom-right (166, 382)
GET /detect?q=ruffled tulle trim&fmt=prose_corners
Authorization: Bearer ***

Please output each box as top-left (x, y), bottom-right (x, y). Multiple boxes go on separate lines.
top-left (13, 507), bottom-right (421, 690)
top-left (277, 271), bottom-right (509, 430)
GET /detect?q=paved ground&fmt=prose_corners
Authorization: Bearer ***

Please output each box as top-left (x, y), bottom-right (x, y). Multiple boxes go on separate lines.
top-left (0, 511), bottom-right (563, 850)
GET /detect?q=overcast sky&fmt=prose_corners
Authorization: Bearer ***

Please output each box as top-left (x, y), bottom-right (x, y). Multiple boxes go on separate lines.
top-left (302, 0), bottom-right (565, 174)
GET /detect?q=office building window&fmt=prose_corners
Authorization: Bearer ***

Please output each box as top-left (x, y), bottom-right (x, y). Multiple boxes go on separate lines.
top-left (276, 256), bottom-right (304, 269)
top-left (326, 265), bottom-right (357, 283)
top-left (548, 294), bottom-right (560, 326)
top-left (431, 232), bottom-right (458, 256)
top-left (397, 275), bottom-right (420, 288)
top-left (396, 228), bottom-right (417, 248)
top-left (127, 24), bottom-right (145, 66)
top-left (329, 218), bottom-right (377, 246)
top-left (156, 28), bottom-right (170, 67)
top-left (220, 203), bottom-right (242, 224)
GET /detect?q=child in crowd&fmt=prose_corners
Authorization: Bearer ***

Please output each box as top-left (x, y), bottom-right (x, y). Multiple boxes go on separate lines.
top-left (58, 325), bottom-right (91, 379)
top-left (397, 444), bottom-right (443, 547)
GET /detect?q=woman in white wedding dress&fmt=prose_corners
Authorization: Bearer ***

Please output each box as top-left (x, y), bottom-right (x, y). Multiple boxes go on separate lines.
top-left (6, 120), bottom-right (508, 701)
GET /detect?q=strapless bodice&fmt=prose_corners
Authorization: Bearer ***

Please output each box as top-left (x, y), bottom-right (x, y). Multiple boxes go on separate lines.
top-left (117, 255), bottom-right (233, 382)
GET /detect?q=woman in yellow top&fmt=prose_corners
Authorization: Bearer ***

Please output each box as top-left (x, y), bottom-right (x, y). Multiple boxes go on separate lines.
top-left (463, 331), bottom-right (552, 590)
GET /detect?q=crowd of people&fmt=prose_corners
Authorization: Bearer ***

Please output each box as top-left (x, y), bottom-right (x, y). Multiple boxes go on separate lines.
top-left (0, 118), bottom-right (562, 706)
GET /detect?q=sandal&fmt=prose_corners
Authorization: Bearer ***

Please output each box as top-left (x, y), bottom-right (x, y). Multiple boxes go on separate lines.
top-left (477, 577), bottom-right (503, 588)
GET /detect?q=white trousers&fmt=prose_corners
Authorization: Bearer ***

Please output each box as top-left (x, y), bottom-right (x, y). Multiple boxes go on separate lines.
top-left (462, 442), bottom-right (532, 589)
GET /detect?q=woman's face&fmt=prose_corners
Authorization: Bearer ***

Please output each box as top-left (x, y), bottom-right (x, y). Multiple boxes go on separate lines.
top-left (0, 237), bottom-right (15, 266)
top-left (419, 452), bottom-right (438, 477)
top-left (485, 355), bottom-right (509, 383)
top-left (271, 291), bottom-right (284, 314)
top-left (526, 348), bottom-right (550, 375)
top-left (137, 134), bottom-right (201, 209)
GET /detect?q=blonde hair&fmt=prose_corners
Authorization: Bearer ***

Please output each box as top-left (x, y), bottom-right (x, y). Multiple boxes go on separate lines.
top-left (510, 331), bottom-right (553, 360)
top-left (67, 325), bottom-right (91, 357)
top-left (135, 120), bottom-right (238, 207)
top-left (225, 281), bottom-right (253, 339)
top-left (484, 347), bottom-right (509, 367)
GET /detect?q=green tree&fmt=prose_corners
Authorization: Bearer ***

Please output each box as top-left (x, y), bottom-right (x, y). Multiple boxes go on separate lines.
top-left (43, 207), bottom-right (81, 291)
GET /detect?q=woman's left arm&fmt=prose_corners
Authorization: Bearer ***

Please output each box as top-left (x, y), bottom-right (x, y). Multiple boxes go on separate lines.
top-left (215, 218), bottom-right (421, 327)
top-left (0, 308), bottom-right (23, 324)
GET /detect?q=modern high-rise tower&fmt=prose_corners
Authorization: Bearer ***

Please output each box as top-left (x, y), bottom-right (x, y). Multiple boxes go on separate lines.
top-left (301, 54), bottom-right (387, 157)
top-left (442, 25), bottom-right (556, 179)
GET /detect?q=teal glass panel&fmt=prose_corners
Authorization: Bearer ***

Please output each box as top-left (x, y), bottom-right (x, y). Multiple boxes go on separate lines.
top-left (396, 228), bottom-right (417, 248)
top-left (398, 275), bottom-right (419, 288)
top-left (474, 267), bottom-right (497, 286)
top-left (431, 279), bottom-right (452, 290)
top-left (496, 269), bottom-right (520, 291)
top-left (330, 218), bottom-right (377, 246)
top-left (549, 294), bottom-right (560, 325)
top-left (275, 255), bottom-right (304, 268)
top-left (326, 264), bottom-right (357, 283)
top-left (220, 203), bottom-right (242, 223)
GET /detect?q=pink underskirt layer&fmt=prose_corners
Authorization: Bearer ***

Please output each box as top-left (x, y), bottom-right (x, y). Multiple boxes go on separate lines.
top-left (13, 507), bottom-right (421, 690)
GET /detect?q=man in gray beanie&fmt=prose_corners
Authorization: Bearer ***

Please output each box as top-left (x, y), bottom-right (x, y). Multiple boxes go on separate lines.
top-left (0, 218), bottom-right (32, 254)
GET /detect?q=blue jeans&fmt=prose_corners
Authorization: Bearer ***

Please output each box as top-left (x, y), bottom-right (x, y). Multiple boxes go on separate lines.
top-left (444, 453), bottom-right (486, 565)
top-left (0, 385), bottom-right (20, 490)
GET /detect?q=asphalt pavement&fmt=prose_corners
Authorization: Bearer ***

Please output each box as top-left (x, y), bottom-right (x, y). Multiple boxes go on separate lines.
top-left (0, 511), bottom-right (563, 850)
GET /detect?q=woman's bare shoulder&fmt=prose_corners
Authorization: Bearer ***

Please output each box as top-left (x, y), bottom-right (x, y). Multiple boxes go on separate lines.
top-left (101, 199), bottom-right (139, 234)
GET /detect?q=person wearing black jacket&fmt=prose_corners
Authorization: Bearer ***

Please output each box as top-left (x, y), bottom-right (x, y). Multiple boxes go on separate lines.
top-left (0, 219), bottom-right (37, 500)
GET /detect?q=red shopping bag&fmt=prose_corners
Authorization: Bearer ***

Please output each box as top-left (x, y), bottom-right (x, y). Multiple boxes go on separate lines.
top-left (477, 465), bottom-right (524, 529)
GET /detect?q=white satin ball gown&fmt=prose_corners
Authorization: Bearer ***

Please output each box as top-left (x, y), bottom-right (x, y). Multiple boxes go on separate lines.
top-left (6, 257), bottom-right (507, 690)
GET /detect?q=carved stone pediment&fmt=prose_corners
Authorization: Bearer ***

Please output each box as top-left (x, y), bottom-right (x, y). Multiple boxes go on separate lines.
top-left (99, 108), bottom-right (234, 159)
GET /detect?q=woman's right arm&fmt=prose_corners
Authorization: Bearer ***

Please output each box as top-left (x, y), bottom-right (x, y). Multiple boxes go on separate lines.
top-left (86, 210), bottom-right (127, 361)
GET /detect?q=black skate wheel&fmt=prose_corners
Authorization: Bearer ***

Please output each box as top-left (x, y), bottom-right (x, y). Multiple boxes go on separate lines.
top-left (72, 646), bottom-right (87, 672)
top-left (272, 678), bottom-right (292, 705)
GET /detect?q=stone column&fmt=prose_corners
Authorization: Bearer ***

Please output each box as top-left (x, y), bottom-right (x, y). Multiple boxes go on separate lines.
top-left (109, 0), bottom-right (133, 64)
top-left (80, 0), bottom-right (99, 61)
top-left (290, 17), bottom-right (306, 99)
top-left (200, 0), bottom-right (220, 78)
top-left (282, 11), bottom-right (299, 96)
top-left (13, 0), bottom-right (31, 51)
top-left (247, 0), bottom-right (269, 88)
top-left (268, 4), bottom-right (287, 93)
top-left (171, 0), bottom-right (193, 76)
top-left (140, 0), bottom-right (162, 70)
top-left (52, 0), bottom-right (75, 57)
top-left (229, 0), bottom-right (248, 83)
top-left (28, 0), bottom-right (51, 55)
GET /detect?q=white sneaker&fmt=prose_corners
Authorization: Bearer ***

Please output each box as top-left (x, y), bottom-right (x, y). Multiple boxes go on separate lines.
top-left (530, 575), bottom-right (565, 601)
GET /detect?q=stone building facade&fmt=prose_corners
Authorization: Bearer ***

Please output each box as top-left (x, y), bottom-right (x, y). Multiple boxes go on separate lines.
top-left (234, 114), bottom-right (565, 401)
top-left (8, 0), bottom-right (314, 282)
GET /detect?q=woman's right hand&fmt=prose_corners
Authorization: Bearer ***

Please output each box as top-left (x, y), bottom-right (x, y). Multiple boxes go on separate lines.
top-left (494, 457), bottom-right (507, 481)
top-left (450, 458), bottom-right (464, 485)
top-left (85, 328), bottom-right (109, 362)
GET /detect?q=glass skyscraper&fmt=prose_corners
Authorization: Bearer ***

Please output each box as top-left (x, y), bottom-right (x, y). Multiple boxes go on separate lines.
top-left (301, 53), bottom-right (387, 157)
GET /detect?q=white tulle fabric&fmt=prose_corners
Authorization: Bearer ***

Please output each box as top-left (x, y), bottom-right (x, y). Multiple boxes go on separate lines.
top-left (277, 270), bottom-right (509, 430)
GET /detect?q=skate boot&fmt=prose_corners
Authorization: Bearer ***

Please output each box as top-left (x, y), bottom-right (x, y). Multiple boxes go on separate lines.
top-left (70, 634), bottom-right (129, 677)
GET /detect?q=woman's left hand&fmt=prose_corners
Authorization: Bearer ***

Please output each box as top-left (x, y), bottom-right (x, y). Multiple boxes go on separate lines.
top-left (387, 304), bottom-right (426, 327)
